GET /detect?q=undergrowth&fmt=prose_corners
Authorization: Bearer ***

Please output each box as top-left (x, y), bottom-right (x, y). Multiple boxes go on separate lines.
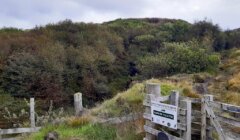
top-left (25, 123), bottom-right (116, 140)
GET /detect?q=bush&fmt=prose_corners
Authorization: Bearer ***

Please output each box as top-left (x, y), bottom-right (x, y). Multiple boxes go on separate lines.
top-left (67, 116), bottom-right (91, 127)
top-left (138, 41), bottom-right (220, 77)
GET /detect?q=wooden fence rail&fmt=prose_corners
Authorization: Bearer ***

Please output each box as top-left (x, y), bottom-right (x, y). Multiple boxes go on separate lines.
top-left (143, 83), bottom-right (240, 140)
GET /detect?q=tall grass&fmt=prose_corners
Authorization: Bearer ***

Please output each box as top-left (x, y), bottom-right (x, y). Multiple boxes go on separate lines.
top-left (25, 123), bottom-right (116, 140)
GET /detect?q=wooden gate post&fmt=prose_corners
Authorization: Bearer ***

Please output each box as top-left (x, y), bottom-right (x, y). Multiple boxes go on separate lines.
top-left (0, 128), bottom-right (2, 139)
top-left (183, 100), bottom-right (192, 140)
top-left (74, 92), bottom-right (83, 116)
top-left (169, 90), bottom-right (179, 106)
top-left (201, 95), bottom-right (213, 140)
top-left (206, 95), bottom-right (213, 139)
top-left (171, 90), bottom-right (193, 140)
top-left (30, 98), bottom-right (35, 128)
top-left (144, 83), bottom-right (161, 140)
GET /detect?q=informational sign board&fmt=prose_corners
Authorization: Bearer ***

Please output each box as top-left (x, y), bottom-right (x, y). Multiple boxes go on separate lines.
top-left (151, 101), bottom-right (178, 129)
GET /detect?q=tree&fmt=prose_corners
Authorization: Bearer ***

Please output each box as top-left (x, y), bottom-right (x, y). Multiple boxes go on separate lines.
top-left (1, 51), bottom-right (66, 105)
top-left (190, 20), bottom-right (226, 51)
top-left (1, 52), bottom-right (43, 97)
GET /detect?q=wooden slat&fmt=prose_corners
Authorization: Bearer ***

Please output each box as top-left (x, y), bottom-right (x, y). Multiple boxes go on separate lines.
top-left (201, 95), bottom-right (213, 140)
top-left (2, 138), bottom-right (20, 140)
top-left (216, 115), bottom-right (240, 128)
top-left (143, 113), bottom-right (186, 131)
top-left (178, 108), bottom-right (187, 116)
top-left (184, 100), bottom-right (192, 140)
top-left (210, 101), bottom-right (240, 113)
top-left (201, 98), bottom-right (206, 140)
top-left (191, 128), bottom-right (201, 134)
top-left (191, 115), bottom-right (201, 122)
top-left (192, 110), bottom-right (201, 116)
top-left (0, 127), bottom-right (41, 135)
top-left (187, 98), bottom-right (201, 104)
top-left (205, 102), bottom-right (226, 140)
top-left (144, 125), bottom-right (184, 140)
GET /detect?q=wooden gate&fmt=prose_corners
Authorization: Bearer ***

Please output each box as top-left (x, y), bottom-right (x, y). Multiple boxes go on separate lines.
top-left (143, 83), bottom-right (240, 140)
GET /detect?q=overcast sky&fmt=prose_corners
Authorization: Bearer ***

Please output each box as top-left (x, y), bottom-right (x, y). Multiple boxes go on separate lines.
top-left (0, 0), bottom-right (239, 30)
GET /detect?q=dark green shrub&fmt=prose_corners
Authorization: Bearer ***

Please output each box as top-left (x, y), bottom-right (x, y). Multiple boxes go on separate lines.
top-left (138, 41), bottom-right (220, 77)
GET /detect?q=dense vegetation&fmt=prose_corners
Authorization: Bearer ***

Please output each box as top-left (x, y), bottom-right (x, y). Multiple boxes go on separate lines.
top-left (0, 18), bottom-right (240, 106)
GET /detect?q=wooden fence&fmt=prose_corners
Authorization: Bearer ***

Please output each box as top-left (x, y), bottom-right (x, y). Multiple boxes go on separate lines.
top-left (0, 93), bottom-right (83, 139)
top-left (0, 98), bottom-right (40, 140)
top-left (143, 83), bottom-right (240, 140)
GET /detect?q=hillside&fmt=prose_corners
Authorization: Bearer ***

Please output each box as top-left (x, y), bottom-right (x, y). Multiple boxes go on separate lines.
top-left (1, 18), bottom-right (239, 106)
top-left (1, 18), bottom-right (240, 139)
top-left (25, 50), bottom-right (240, 139)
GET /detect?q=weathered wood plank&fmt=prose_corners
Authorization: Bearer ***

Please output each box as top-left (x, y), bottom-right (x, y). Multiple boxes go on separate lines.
top-left (169, 90), bottom-right (179, 106)
top-left (144, 83), bottom-right (161, 140)
top-left (184, 100), bottom-right (192, 140)
top-left (192, 110), bottom-right (201, 116)
top-left (0, 127), bottom-right (41, 135)
top-left (210, 101), bottom-right (240, 113)
top-left (2, 138), bottom-right (20, 140)
top-left (187, 98), bottom-right (201, 104)
top-left (216, 114), bottom-right (240, 128)
top-left (201, 96), bottom-right (207, 140)
top-left (74, 92), bottom-right (83, 116)
top-left (205, 101), bottom-right (226, 140)
top-left (30, 98), bottom-right (35, 128)
top-left (144, 125), bottom-right (184, 140)
top-left (192, 115), bottom-right (201, 122)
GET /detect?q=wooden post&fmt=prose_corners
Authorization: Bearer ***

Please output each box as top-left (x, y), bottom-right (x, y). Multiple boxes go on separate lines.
top-left (170, 90), bottom-right (179, 106)
top-left (201, 96), bottom-right (207, 140)
top-left (201, 95), bottom-right (213, 140)
top-left (180, 99), bottom-right (192, 140)
top-left (74, 92), bottom-right (83, 116)
top-left (185, 100), bottom-right (192, 140)
top-left (206, 95), bottom-right (213, 139)
top-left (144, 83), bottom-right (161, 140)
top-left (30, 98), bottom-right (35, 128)
top-left (0, 128), bottom-right (2, 139)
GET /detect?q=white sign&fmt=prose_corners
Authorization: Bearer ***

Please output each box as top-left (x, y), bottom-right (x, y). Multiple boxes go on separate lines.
top-left (151, 101), bottom-right (178, 129)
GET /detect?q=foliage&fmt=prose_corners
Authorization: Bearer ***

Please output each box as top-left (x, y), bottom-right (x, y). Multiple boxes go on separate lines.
top-left (67, 116), bottom-right (91, 128)
top-left (189, 19), bottom-right (229, 51)
top-left (3, 107), bottom-right (29, 128)
top-left (35, 101), bottom-right (65, 126)
top-left (155, 20), bottom-right (191, 42)
top-left (25, 123), bottom-right (117, 140)
top-left (224, 92), bottom-right (240, 106)
top-left (0, 18), bottom-right (238, 107)
top-left (138, 41), bottom-right (220, 78)
top-left (225, 29), bottom-right (240, 49)
top-left (0, 93), bottom-right (30, 128)
top-left (182, 87), bottom-right (200, 98)
top-left (91, 83), bottom-right (145, 117)
top-left (161, 83), bottom-right (177, 96)
top-left (91, 80), bottom-right (176, 118)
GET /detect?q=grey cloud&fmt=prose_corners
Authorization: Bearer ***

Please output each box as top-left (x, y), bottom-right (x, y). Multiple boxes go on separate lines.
top-left (80, 0), bottom-right (148, 15)
top-left (0, 0), bottom-right (239, 29)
